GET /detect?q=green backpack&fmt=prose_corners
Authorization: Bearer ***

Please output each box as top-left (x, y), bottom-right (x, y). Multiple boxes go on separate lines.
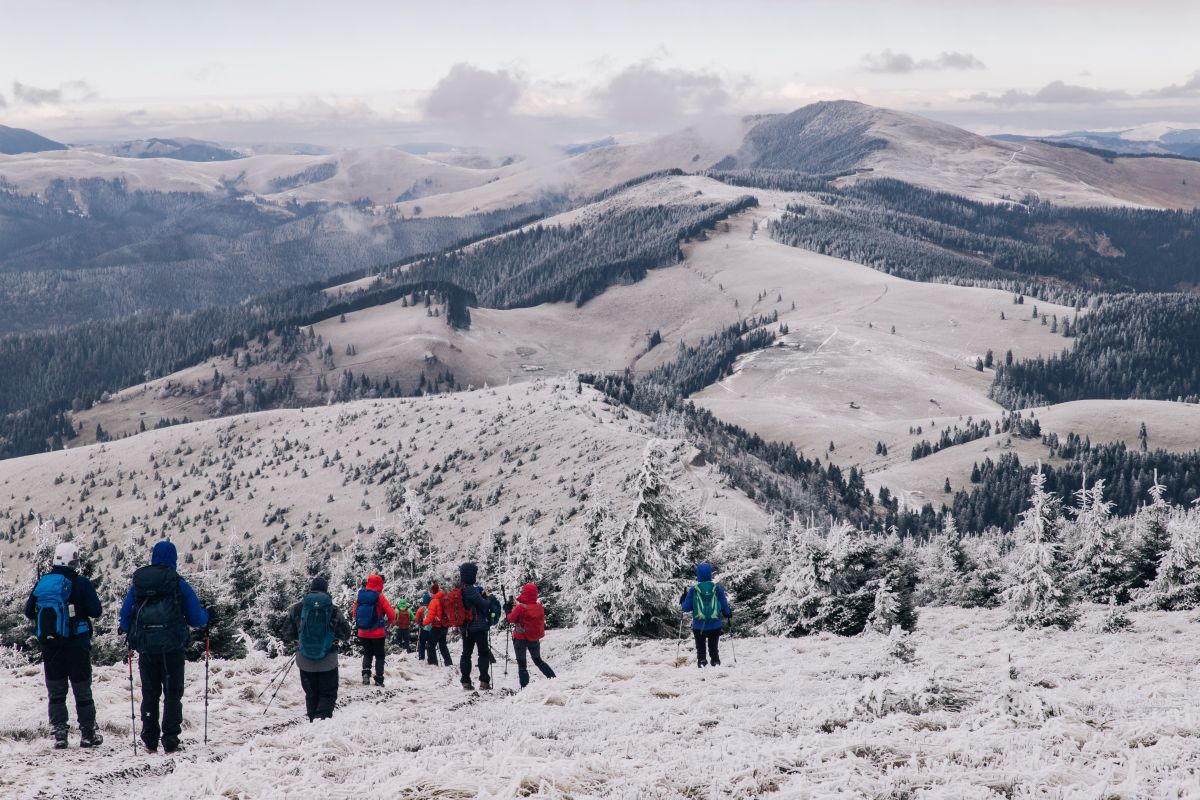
top-left (692, 582), bottom-right (720, 622)
top-left (298, 592), bottom-right (336, 660)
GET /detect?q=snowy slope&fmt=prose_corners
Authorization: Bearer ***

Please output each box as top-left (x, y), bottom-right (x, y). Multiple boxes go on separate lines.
top-left (2, 606), bottom-right (1199, 798)
top-left (0, 380), bottom-right (764, 569)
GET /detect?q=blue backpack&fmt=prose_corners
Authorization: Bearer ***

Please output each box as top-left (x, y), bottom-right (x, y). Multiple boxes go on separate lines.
top-left (32, 573), bottom-right (74, 644)
top-left (298, 592), bottom-right (336, 660)
top-left (486, 594), bottom-right (503, 628)
top-left (355, 589), bottom-right (383, 630)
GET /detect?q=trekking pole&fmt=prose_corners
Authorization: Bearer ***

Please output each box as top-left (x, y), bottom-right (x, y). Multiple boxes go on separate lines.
top-left (728, 617), bottom-right (737, 666)
top-left (263, 659), bottom-right (295, 715)
top-left (204, 635), bottom-right (211, 746)
top-left (254, 658), bottom-right (292, 701)
top-left (674, 614), bottom-right (687, 664)
top-left (502, 587), bottom-right (511, 677)
top-left (127, 648), bottom-right (137, 756)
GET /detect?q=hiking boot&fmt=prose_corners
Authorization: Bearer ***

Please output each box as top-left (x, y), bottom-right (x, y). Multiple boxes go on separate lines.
top-left (53, 726), bottom-right (69, 749)
top-left (462, 680), bottom-right (475, 691)
top-left (362, 672), bottom-right (371, 686)
top-left (80, 728), bottom-right (104, 748)
top-left (163, 739), bottom-right (181, 754)
top-left (374, 677), bottom-right (385, 687)
top-left (711, 659), bottom-right (721, 667)
top-left (480, 680), bottom-right (492, 691)
top-left (697, 661), bottom-right (707, 669)
top-left (142, 736), bottom-right (158, 754)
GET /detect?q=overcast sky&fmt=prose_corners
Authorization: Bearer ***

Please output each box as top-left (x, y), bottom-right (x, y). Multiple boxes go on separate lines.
top-left (3, 0), bottom-right (1198, 146)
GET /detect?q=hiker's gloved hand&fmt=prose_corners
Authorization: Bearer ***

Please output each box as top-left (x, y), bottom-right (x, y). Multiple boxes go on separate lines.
top-left (503, 599), bottom-right (514, 613)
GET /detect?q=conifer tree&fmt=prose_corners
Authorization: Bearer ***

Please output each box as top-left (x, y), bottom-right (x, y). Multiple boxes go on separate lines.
top-left (1005, 465), bottom-right (1078, 630)
top-left (1069, 477), bottom-right (1127, 603)
top-left (1141, 504), bottom-right (1200, 610)
top-left (1128, 473), bottom-right (1173, 591)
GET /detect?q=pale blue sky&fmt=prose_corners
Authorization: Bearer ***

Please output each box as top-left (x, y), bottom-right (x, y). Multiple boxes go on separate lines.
top-left (3, 0), bottom-right (1198, 145)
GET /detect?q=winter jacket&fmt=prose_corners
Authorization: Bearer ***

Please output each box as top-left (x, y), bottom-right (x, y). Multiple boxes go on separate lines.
top-left (118, 541), bottom-right (209, 635)
top-left (681, 563), bottom-right (731, 632)
top-left (24, 565), bottom-right (103, 651)
top-left (506, 583), bottom-right (546, 642)
top-left (352, 574), bottom-right (397, 639)
top-left (426, 590), bottom-right (447, 629)
top-left (461, 583), bottom-right (491, 633)
top-left (284, 593), bottom-right (353, 672)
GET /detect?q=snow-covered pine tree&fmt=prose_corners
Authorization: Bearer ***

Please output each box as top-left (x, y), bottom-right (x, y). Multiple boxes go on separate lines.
top-left (578, 440), bottom-right (707, 641)
top-left (500, 527), bottom-right (545, 598)
top-left (1005, 465), bottom-right (1078, 630)
top-left (867, 574), bottom-right (901, 634)
top-left (919, 513), bottom-right (971, 606)
top-left (1140, 502), bottom-right (1200, 610)
top-left (188, 566), bottom-right (248, 660)
top-left (249, 561), bottom-right (304, 656)
top-left (1128, 472), bottom-right (1173, 592)
top-left (333, 535), bottom-right (374, 608)
top-left (765, 518), bottom-right (829, 636)
top-left (1069, 477), bottom-right (1128, 603)
top-left (383, 494), bottom-right (436, 604)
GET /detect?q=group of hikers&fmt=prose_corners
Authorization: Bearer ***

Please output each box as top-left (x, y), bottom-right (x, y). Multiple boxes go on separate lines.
top-left (24, 539), bottom-right (732, 750)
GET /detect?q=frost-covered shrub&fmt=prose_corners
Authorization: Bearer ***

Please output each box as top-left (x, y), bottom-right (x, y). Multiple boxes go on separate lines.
top-left (1139, 504), bottom-right (1200, 610)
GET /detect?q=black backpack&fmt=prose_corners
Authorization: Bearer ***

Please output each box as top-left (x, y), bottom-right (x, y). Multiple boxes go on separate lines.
top-left (127, 564), bottom-right (190, 655)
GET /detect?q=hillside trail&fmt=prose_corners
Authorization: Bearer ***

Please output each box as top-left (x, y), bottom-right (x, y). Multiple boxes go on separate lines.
top-left (16, 639), bottom-right (521, 800)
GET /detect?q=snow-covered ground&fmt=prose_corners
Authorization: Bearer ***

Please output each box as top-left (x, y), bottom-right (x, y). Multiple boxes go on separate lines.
top-left (2, 606), bottom-right (1199, 799)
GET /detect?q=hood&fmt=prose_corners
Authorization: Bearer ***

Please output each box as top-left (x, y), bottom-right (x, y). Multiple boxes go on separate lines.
top-left (365, 574), bottom-right (384, 592)
top-left (695, 562), bottom-right (713, 582)
top-left (430, 582), bottom-right (441, 596)
top-left (517, 583), bottom-right (538, 603)
top-left (397, 598), bottom-right (409, 611)
top-left (421, 592), bottom-right (432, 605)
top-left (309, 576), bottom-right (329, 594)
top-left (431, 589), bottom-right (446, 600)
top-left (459, 562), bottom-right (478, 586)
top-left (151, 541), bottom-right (178, 569)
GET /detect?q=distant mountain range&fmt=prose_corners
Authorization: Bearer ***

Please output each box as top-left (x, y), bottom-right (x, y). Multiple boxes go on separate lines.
top-left (85, 137), bottom-right (245, 162)
top-left (0, 124), bottom-right (67, 155)
top-left (994, 126), bottom-right (1200, 159)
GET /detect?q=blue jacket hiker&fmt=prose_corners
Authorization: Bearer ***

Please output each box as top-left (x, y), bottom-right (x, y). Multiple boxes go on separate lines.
top-left (680, 562), bottom-right (732, 668)
top-left (458, 562), bottom-right (493, 691)
top-left (118, 540), bottom-right (210, 753)
top-left (24, 542), bottom-right (104, 749)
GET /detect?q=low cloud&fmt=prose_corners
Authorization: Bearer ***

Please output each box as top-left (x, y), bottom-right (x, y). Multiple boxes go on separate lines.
top-left (594, 61), bottom-right (729, 127)
top-left (424, 63), bottom-right (523, 123)
top-left (11, 80), bottom-right (96, 106)
top-left (0, 93), bottom-right (7, 109)
top-left (1147, 71), bottom-right (1200, 99)
top-left (968, 74), bottom-right (1200, 106)
top-left (862, 50), bottom-right (985, 74)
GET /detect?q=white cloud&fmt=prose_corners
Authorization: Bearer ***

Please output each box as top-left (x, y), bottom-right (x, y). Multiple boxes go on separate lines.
top-left (11, 80), bottom-right (96, 106)
top-left (593, 61), bottom-right (730, 127)
top-left (862, 50), bottom-right (986, 74)
top-left (424, 63), bottom-right (523, 123)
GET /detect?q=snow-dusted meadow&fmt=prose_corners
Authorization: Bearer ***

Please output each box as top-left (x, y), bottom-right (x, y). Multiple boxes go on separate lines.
top-left (2, 607), bottom-right (1199, 799)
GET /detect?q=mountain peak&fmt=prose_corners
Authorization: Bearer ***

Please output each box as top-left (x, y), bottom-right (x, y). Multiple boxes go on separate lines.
top-left (0, 124), bottom-right (67, 155)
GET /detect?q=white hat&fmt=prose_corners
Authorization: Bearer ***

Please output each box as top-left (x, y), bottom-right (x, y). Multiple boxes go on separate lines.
top-left (53, 542), bottom-right (78, 567)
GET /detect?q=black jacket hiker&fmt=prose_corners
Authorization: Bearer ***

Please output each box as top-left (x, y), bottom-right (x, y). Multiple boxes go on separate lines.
top-left (24, 544), bottom-right (103, 748)
top-left (458, 562), bottom-right (493, 689)
top-left (118, 541), bottom-right (210, 753)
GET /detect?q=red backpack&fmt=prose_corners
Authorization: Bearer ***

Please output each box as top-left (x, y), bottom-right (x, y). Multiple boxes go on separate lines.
top-left (443, 586), bottom-right (470, 628)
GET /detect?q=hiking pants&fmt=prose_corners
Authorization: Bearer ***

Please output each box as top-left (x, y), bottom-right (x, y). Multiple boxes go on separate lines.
top-left (42, 645), bottom-right (96, 731)
top-left (394, 627), bottom-right (412, 653)
top-left (427, 627), bottom-right (452, 666)
top-left (694, 629), bottom-right (721, 666)
top-left (417, 628), bottom-right (429, 660)
top-left (299, 666), bottom-right (339, 721)
top-left (460, 629), bottom-right (491, 684)
top-left (139, 649), bottom-right (186, 750)
top-left (360, 637), bottom-right (385, 680)
top-left (512, 639), bottom-right (556, 688)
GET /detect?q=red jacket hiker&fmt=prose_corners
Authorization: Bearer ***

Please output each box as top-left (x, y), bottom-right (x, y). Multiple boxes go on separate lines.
top-left (352, 574), bottom-right (397, 639)
top-left (506, 582), bottom-right (546, 641)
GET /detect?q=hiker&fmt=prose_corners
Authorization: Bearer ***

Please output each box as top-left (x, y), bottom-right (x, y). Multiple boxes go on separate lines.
top-left (504, 582), bottom-right (556, 688)
top-left (680, 562), bottom-right (732, 668)
top-left (283, 576), bottom-right (352, 721)
top-left (394, 598), bottom-right (414, 654)
top-left (424, 582), bottom-right (453, 667)
top-left (24, 542), bottom-right (104, 749)
top-left (456, 562), bottom-right (494, 691)
top-left (118, 541), bottom-right (210, 753)
top-left (414, 592), bottom-right (431, 661)
top-left (351, 574), bottom-right (396, 686)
